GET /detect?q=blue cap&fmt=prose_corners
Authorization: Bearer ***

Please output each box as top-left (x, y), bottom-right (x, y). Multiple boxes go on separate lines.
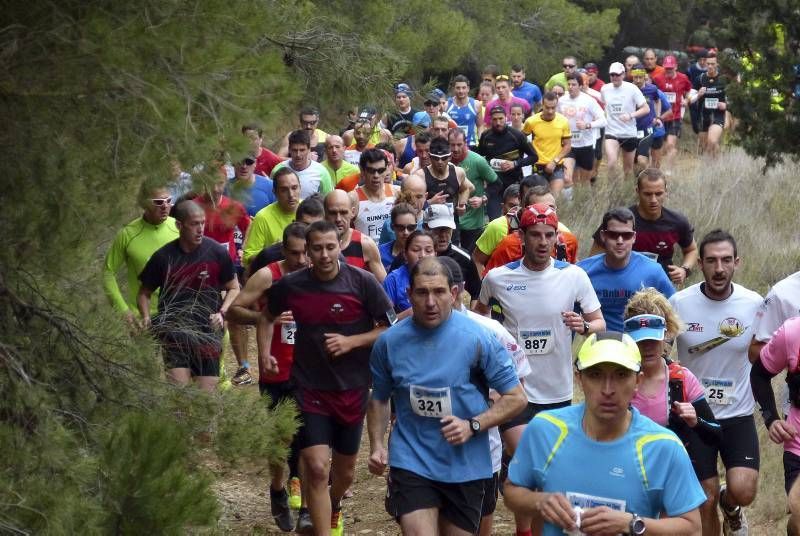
top-left (623, 314), bottom-right (667, 342)
top-left (395, 83), bottom-right (412, 96)
top-left (412, 111), bottom-right (431, 128)
top-left (425, 88), bottom-right (445, 103)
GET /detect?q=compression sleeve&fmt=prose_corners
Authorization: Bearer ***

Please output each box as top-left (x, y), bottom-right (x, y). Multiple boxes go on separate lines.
top-left (102, 230), bottom-right (131, 313)
top-left (691, 398), bottom-right (722, 446)
top-left (515, 131), bottom-right (538, 169)
top-left (750, 358), bottom-right (781, 430)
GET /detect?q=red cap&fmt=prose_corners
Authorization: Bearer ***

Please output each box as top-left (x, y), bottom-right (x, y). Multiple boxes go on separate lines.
top-left (519, 203), bottom-right (558, 230)
top-left (663, 55), bottom-right (678, 69)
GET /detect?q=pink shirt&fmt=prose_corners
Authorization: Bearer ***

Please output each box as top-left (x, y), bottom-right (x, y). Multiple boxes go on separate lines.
top-left (632, 361), bottom-right (705, 426)
top-left (483, 96), bottom-right (532, 125)
top-left (760, 316), bottom-right (800, 456)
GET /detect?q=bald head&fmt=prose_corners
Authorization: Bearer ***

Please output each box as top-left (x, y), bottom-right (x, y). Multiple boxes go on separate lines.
top-left (402, 174), bottom-right (427, 212)
top-left (325, 135), bottom-right (345, 163)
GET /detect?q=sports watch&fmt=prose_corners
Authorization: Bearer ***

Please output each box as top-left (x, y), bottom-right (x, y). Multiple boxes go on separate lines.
top-left (468, 418), bottom-right (481, 435)
top-left (682, 265), bottom-right (692, 278)
top-left (629, 513), bottom-right (646, 535)
top-left (581, 320), bottom-right (590, 335)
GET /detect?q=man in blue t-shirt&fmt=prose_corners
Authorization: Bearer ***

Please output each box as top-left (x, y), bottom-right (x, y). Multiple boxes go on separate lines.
top-left (631, 64), bottom-right (662, 173)
top-left (505, 332), bottom-right (705, 536)
top-left (367, 257), bottom-right (526, 536)
top-left (510, 64), bottom-right (543, 112)
top-left (578, 207), bottom-right (674, 332)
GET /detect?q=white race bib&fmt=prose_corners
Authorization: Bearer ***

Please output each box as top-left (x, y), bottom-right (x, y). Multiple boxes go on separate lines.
top-left (702, 377), bottom-right (735, 405)
top-left (637, 130), bottom-right (644, 139)
top-left (410, 385), bottom-right (452, 418)
top-left (704, 97), bottom-right (719, 110)
top-left (609, 102), bottom-right (623, 115)
top-left (281, 321), bottom-right (296, 345)
top-left (571, 131), bottom-right (584, 142)
top-left (665, 92), bottom-right (677, 103)
top-left (520, 329), bottom-right (554, 357)
top-left (567, 491), bottom-right (626, 511)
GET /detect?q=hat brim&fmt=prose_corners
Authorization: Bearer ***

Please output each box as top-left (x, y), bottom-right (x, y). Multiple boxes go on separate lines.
top-left (425, 218), bottom-right (456, 230)
top-left (625, 326), bottom-right (666, 342)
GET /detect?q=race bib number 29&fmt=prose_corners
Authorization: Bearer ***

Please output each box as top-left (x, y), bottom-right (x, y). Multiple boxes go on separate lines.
top-left (410, 385), bottom-right (452, 418)
top-left (280, 321), bottom-right (296, 345)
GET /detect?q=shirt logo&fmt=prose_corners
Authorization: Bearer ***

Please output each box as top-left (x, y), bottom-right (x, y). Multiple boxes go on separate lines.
top-left (330, 303), bottom-right (344, 315)
top-left (505, 283), bottom-right (527, 292)
top-left (687, 322), bottom-right (704, 332)
top-left (718, 317), bottom-right (744, 338)
top-left (609, 466), bottom-right (625, 478)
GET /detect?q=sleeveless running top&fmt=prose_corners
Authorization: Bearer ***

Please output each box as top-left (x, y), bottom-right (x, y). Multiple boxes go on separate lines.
top-left (354, 184), bottom-right (395, 242)
top-left (424, 164), bottom-right (460, 205)
top-left (399, 136), bottom-right (417, 168)
top-left (341, 229), bottom-right (367, 270)
top-left (261, 262), bottom-right (295, 384)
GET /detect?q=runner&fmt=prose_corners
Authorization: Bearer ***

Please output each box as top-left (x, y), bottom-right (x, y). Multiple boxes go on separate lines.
top-left (557, 72), bottom-right (606, 186)
top-left (691, 53), bottom-right (728, 157)
top-left (242, 123), bottom-right (282, 177)
top-left (137, 200), bottom-right (240, 392)
top-left (652, 55), bottom-right (692, 173)
top-left (643, 48), bottom-right (665, 79)
top-left (476, 203), bottom-right (604, 536)
top-left (349, 148), bottom-right (400, 242)
top-left (227, 153), bottom-right (275, 218)
top-left (545, 55), bottom-right (578, 91)
top-left (324, 190), bottom-right (386, 282)
top-left (378, 173), bottom-right (426, 245)
top-left (242, 168), bottom-right (301, 266)
top-left (259, 219), bottom-right (395, 536)
top-left (510, 64), bottom-right (543, 112)
top-left (103, 180), bottom-right (179, 327)
top-left (272, 130), bottom-right (333, 200)
top-left (601, 62), bottom-right (650, 180)
top-left (367, 256), bottom-right (526, 536)
top-left (578, 207), bottom-right (674, 332)
top-left (378, 202), bottom-right (420, 271)
top-left (446, 75), bottom-right (480, 147)
top-left (750, 317), bottom-right (800, 536)
top-left (505, 332), bottom-right (705, 536)
top-left (749, 270), bottom-right (800, 363)
top-left (322, 135), bottom-right (359, 185)
top-left (228, 222), bottom-right (311, 532)
top-left (384, 83), bottom-right (420, 135)
top-left (522, 91), bottom-right (572, 197)
top-left (482, 75), bottom-right (531, 126)
top-left (277, 107), bottom-right (328, 161)
top-left (382, 230), bottom-right (436, 319)
top-left (630, 64), bottom-right (662, 174)
top-left (670, 229), bottom-right (762, 536)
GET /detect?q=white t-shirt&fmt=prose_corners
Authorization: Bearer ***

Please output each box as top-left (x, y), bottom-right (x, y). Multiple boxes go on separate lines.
top-left (281, 160), bottom-right (332, 200)
top-left (557, 93), bottom-right (606, 148)
top-left (670, 283), bottom-right (762, 419)
top-left (465, 309), bottom-right (531, 473)
top-left (479, 258), bottom-right (601, 404)
top-left (601, 81), bottom-right (646, 138)
top-left (752, 271), bottom-right (800, 342)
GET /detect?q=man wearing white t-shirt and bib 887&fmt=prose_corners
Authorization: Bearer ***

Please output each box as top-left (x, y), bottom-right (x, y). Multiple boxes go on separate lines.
top-left (601, 62), bottom-right (650, 181)
top-left (476, 203), bottom-right (604, 536)
top-left (670, 229), bottom-right (762, 536)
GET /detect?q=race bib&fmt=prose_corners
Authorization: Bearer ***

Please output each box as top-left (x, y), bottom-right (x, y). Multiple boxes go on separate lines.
top-left (567, 491), bottom-right (626, 512)
top-left (609, 102), bottom-right (623, 115)
top-left (704, 97), bottom-right (719, 110)
top-left (703, 377), bottom-right (735, 405)
top-left (410, 385), bottom-right (452, 418)
top-left (637, 130), bottom-right (644, 139)
top-left (571, 131), bottom-right (584, 142)
top-left (665, 92), bottom-right (677, 103)
top-left (280, 321), bottom-right (296, 345)
top-left (520, 329), bottom-right (553, 357)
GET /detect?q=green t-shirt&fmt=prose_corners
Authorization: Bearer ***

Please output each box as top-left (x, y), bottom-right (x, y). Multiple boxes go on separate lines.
top-left (242, 202), bottom-right (296, 265)
top-left (545, 72), bottom-right (567, 92)
top-left (457, 151), bottom-right (498, 230)
top-left (103, 216), bottom-right (179, 313)
top-left (322, 159), bottom-right (359, 185)
top-left (474, 215), bottom-right (508, 256)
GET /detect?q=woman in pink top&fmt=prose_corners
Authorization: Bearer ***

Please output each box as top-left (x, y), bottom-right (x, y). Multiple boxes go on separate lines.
top-left (623, 289), bottom-right (721, 474)
top-left (750, 316), bottom-right (800, 534)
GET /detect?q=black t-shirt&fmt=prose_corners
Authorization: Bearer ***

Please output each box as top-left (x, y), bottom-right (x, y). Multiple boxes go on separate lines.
top-left (694, 73), bottom-right (728, 115)
top-left (267, 263), bottom-right (394, 390)
top-left (477, 126), bottom-right (537, 184)
top-left (630, 205), bottom-right (694, 271)
top-left (250, 242), bottom-right (284, 274)
top-left (441, 244), bottom-right (482, 301)
top-left (139, 237), bottom-right (235, 341)
top-left (386, 108), bottom-right (420, 134)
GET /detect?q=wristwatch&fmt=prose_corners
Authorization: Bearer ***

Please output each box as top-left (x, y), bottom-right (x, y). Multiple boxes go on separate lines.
top-left (681, 265), bottom-right (692, 278)
top-left (629, 513), bottom-right (646, 535)
top-left (468, 418), bottom-right (481, 435)
top-left (581, 320), bottom-right (590, 335)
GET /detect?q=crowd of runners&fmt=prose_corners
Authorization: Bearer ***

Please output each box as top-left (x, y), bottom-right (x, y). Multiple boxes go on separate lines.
top-left (102, 48), bottom-right (800, 536)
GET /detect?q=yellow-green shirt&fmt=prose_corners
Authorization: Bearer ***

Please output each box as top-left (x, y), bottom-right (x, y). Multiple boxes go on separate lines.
top-left (322, 159), bottom-right (359, 185)
top-left (242, 202), bottom-right (296, 265)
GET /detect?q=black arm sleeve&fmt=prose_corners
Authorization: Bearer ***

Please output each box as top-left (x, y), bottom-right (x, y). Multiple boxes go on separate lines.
top-left (668, 398), bottom-right (722, 447)
top-left (514, 130), bottom-right (537, 169)
top-left (750, 358), bottom-right (781, 430)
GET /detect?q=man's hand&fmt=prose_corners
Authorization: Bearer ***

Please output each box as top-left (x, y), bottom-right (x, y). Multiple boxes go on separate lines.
top-left (545, 161), bottom-right (556, 174)
top-left (259, 353), bottom-right (279, 376)
top-left (209, 312), bottom-right (225, 330)
top-left (498, 160), bottom-right (515, 172)
top-left (440, 415), bottom-right (472, 446)
top-left (534, 493), bottom-right (578, 531)
top-left (672, 401), bottom-right (697, 427)
top-left (140, 316), bottom-right (152, 330)
top-left (277, 311), bottom-right (294, 325)
top-left (468, 196), bottom-right (483, 209)
top-left (769, 420), bottom-right (798, 444)
top-left (455, 203), bottom-right (466, 216)
top-left (579, 506), bottom-right (631, 535)
top-left (368, 446), bottom-right (388, 475)
top-left (324, 333), bottom-right (355, 358)
top-left (667, 264), bottom-right (687, 285)
top-left (561, 311), bottom-right (585, 333)
top-left (428, 190), bottom-right (449, 204)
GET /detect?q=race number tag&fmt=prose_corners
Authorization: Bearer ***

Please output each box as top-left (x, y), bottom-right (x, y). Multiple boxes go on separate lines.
top-left (410, 385), bottom-right (452, 418)
top-left (702, 377), bottom-right (735, 405)
top-left (567, 491), bottom-right (626, 512)
top-left (609, 102), bottom-right (623, 115)
top-left (704, 97), bottom-right (719, 110)
top-left (281, 321), bottom-right (297, 344)
top-left (519, 329), bottom-right (553, 357)
top-left (665, 92), bottom-right (677, 103)
top-left (572, 131), bottom-right (584, 142)
top-left (637, 130), bottom-right (645, 139)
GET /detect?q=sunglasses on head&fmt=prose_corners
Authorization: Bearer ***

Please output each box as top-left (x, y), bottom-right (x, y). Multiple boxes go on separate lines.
top-left (393, 223), bottom-right (417, 233)
top-left (430, 153), bottom-right (452, 161)
top-left (151, 197), bottom-right (173, 206)
top-left (624, 315), bottom-right (666, 332)
top-left (602, 230), bottom-right (635, 241)
top-left (365, 166), bottom-right (387, 175)
top-left (495, 75), bottom-right (510, 81)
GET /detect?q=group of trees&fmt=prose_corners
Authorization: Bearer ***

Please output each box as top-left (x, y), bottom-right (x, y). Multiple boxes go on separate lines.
top-left (1, 0), bottom-right (796, 532)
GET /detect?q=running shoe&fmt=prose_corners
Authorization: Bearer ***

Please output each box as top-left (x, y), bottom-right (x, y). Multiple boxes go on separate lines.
top-left (288, 477), bottom-right (302, 510)
top-left (269, 487), bottom-right (293, 532)
top-left (231, 367), bottom-right (253, 386)
top-left (295, 509), bottom-right (313, 534)
top-left (330, 508), bottom-right (344, 536)
top-left (720, 484), bottom-right (749, 536)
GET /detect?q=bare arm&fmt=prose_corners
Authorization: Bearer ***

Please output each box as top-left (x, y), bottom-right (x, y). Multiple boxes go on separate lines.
top-left (581, 506), bottom-right (701, 536)
top-left (277, 133), bottom-right (290, 157)
top-left (472, 247), bottom-right (490, 277)
top-left (227, 267), bottom-right (273, 325)
top-left (362, 236), bottom-right (387, 283)
top-left (473, 300), bottom-right (491, 317)
top-left (748, 336), bottom-right (766, 364)
top-left (366, 398), bottom-right (392, 475)
top-left (324, 324), bottom-right (389, 358)
top-left (256, 309), bottom-right (278, 375)
top-left (668, 239), bottom-right (698, 285)
top-left (581, 308), bottom-right (605, 334)
top-left (137, 286), bottom-right (155, 327)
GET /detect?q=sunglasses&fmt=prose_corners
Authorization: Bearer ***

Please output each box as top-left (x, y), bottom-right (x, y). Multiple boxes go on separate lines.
top-left (495, 75), bottom-right (510, 81)
top-left (151, 197), bottom-right (173, 206)
top-left (610, 72), bottom-right (624, 77)
top-left (602, 230), bottom-right (635, 241)
top-left (563, 64), bottom-right (576, 68)
top-left (393, 223), bottom-right (417, 233)
top-left (300, 119), bottom-right (318, 127)
top-left (365, 166), bottom-right (387, 175)
top-left (624, 315), bottom-right (666, 332)
top-left (241, 158), bottom-right (256, 166)
top-left (430, 153), bottom-right (452, 161)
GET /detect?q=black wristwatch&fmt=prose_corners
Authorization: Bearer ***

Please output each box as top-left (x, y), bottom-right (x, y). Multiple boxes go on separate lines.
top-left (629, 513), bottom-right (646, 535)
top-left (681, 265), bottom-right (692, 278)
top-left (581, 320), bottom-right (590, 335)
top-left (468, 418), bottom-right (481, 435)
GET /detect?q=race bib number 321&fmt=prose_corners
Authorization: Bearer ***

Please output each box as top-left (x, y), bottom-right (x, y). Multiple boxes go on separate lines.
top-left (410, 385), bottom-right (452, 418)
